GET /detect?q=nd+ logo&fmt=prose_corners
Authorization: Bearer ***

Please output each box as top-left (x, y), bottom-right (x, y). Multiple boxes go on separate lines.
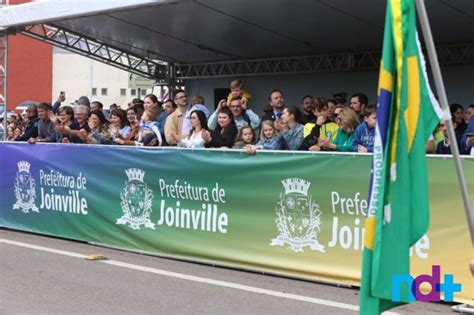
top-left (392, 265), bottom-right (462, 302)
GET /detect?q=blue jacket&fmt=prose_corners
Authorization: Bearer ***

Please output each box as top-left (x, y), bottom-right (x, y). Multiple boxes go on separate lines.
top-left (257, 135), bottom-right (283, 150)
top-left (352, 122), bottom-right (375, 152)
top-left (461, 116), bottom-right (474, 154)
top-left (157, 111), bottom-right (168, 138)
top-left (281, 123), bottom-right (304, 151)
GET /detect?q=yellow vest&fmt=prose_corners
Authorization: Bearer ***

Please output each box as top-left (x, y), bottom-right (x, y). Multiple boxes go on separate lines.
top-left (303, 122), bottom-right (339, 141)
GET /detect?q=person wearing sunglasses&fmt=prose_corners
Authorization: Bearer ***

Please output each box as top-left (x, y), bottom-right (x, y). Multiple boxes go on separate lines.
top-left (15, 105), bottom-right (39, 141)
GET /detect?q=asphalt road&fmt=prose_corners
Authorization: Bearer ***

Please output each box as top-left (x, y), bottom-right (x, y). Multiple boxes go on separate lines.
top-left (0, 229), bottom-right (455, 314)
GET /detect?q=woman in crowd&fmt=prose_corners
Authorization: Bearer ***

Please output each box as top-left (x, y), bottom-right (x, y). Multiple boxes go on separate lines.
top-left (278, 106), bottom-right (304, 150)
top-left (204, 107), bottom-right (237, 148)
top-left (178, 110), bottom-right (209, 149)
top-left (450, 103), bottom-right (466, 146)
top-left (14, 126), bottom-right (22, 139)
top-left (7, 126), bottom-right (15, 141)
top-left (7, 118), bottom-right (16, 128)
top-left (320, 107), bottom-right (359, 151)
top-left (144, 93), bottom-right (166, 139)
top-left (108, 109), bottom-right (131, 140)
top-left (82, 110), bottom-right (109, 144)
top-left (50, 106), bottom-right (75, 143)
top-left (143, 94), bottom-right (159, 112)
top-left (115, 107), bottom-right (140, 145)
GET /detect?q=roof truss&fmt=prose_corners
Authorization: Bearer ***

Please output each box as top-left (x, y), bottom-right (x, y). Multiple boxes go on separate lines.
top-left (175, 42), bottom-right (474, 79)
top-left (21, 23), bottom-right (169, 81)
top-left (175, 51), bottom-right (382, 79)
top-left (13, 22), bottom-right (474, 82)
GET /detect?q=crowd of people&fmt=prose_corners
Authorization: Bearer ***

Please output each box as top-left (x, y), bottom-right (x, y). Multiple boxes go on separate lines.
top-left (3, 79), bottom-right (474, 155)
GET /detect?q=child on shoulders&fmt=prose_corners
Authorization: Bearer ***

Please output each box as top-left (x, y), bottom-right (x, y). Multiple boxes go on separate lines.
top-left (227, 79), bottom-right (252, 105)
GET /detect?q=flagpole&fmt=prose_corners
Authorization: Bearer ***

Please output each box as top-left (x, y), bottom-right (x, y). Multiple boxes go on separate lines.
top-left (415, 0), bottom-right (474, 247)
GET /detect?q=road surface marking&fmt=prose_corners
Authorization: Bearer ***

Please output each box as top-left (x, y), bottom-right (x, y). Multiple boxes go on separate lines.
top-left (0, 238), bottom-right (398, 314)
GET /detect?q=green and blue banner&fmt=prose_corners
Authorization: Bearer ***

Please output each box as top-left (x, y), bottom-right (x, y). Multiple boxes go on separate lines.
top-left (0, 143), bottom-right (472, 303)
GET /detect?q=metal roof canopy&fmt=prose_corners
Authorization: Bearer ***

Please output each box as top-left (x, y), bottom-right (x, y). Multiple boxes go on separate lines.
top-left (1, 0), bottom-right (474, 80)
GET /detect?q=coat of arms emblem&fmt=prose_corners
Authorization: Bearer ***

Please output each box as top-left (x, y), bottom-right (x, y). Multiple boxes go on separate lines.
top-left (270, 178), bottom-right (325, 252)
top-left (117, 168), bottom-right (155, 230)
top-left (13, 161), bottom-right (39, 213)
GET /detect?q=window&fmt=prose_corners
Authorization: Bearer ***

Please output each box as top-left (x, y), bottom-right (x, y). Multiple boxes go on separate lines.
top-left (101, 88), bottom-right (108, 96)
top-left (141, 89), bottom-right (147, 96)
top-left (92, 88), bottom-right (97, 96)
top-left (131, 89), bottom-right (136, 96)
top-left (120, 88), bottom-right (127, 96)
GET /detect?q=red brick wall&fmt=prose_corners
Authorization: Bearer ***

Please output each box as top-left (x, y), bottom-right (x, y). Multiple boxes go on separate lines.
top-left (6, 0), bottom-right (53, 109)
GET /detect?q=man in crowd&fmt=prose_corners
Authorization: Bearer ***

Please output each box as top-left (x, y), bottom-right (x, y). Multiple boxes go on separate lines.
top-left (209, 97), bottom-right (260, 131)
top-left (461, 114), bottom-right (474, 155)
top-left (301, 95), bottom-right (315, 124)
top-left (15, 104), bottom-right (39, 141)
top-left (164, 99), bottom-right (176, 116)
top-left (436, 120), bottom-right (455, 154)
top-left (350, 93), bottom-right (368, 120)
top-left (164, 90), bottom-right (188, 145)
top-left (109, 103), bottom-right (118, 112)
top-left (28, 103), bottom-right (55, 143)
top-left (128, 98), bottom-right (143, 109)
top-left (91, 101), bottom-right (104, 113)
top-left (77, 96), bottom-right (91, 108)
top-left (261, 89), bottom-right (286, 122)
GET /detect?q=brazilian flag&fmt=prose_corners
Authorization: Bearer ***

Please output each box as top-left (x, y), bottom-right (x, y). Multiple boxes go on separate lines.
top-left (359, 0), bottom-right (443, 313)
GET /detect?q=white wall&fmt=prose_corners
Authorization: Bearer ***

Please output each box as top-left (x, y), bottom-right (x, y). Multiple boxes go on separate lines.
top-left (52, 49), bottom-right (155, 109)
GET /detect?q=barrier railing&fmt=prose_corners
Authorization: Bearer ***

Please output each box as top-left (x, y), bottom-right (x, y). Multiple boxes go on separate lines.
top-left (0, 142), bottom-right (472, 303)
